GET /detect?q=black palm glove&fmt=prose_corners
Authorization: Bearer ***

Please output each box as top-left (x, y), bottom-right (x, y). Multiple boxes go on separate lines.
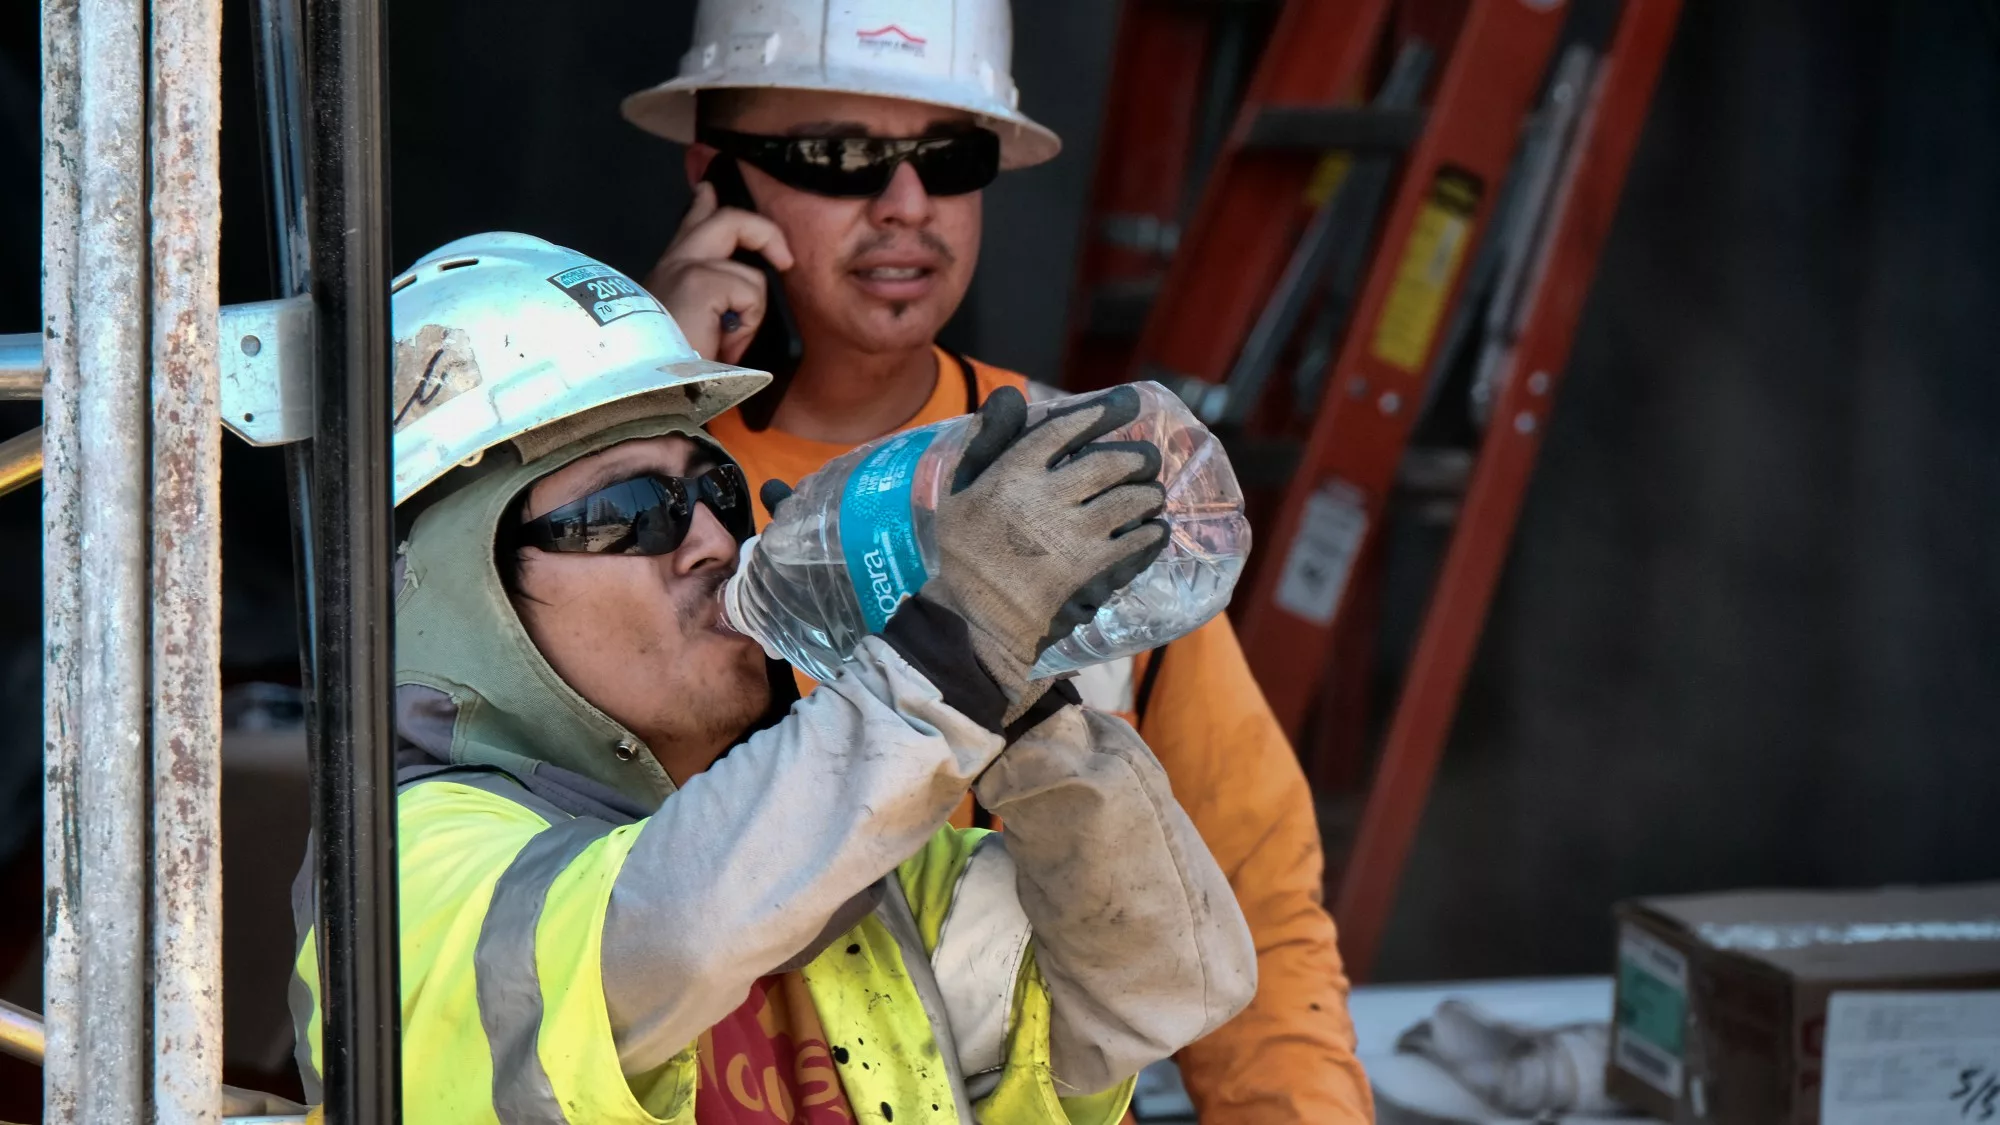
top-left (759, 478), bottom-right (794, 520)
top-left (924, 385), bottom-right (1169, 720)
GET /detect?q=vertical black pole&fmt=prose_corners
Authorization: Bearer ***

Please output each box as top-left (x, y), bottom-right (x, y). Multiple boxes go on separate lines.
top-left (305, 0), bottom-right (400, 1116)
top-left (247, 0), bottom-right (320, 775)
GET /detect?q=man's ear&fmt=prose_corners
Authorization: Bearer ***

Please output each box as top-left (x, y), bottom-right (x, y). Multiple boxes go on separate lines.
top-left (685, 143), bottom-right (719, 188)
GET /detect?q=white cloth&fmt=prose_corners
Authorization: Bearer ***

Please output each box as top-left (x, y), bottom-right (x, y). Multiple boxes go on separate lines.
top-left (1395, 998), bottom-right (1633, 1117)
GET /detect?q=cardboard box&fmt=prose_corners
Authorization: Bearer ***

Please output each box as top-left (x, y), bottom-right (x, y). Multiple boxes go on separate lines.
top-left (1607, 882), bottom-right (2000, 1125)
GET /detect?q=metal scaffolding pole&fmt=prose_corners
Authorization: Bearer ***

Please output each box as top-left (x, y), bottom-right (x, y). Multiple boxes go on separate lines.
top-left (45, 0), bottom-right (227, 1115)
top-left (45, 0), bottom-right (151, 1121)
top-left (39, 0), bottom-right (85, 1118)
top-left (149, 0), bottom-right (226, 1119)
top-left (306, 0), bottom-right (402, 1116)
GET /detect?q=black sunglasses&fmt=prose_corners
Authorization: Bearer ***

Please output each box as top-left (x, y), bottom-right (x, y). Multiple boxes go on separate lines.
top-left (697, 125), bottom-right (1001, 199)
top-left (516, 464), bottom-right (753, 557)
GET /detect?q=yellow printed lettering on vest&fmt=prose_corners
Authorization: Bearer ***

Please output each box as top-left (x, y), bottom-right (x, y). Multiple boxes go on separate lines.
top-left (727, 1052), bottom-right (766, 1111)
top-left (762, 1066), bottom-right (796, 1119)
top-left (797, 1044), bottom-right (844, 1109)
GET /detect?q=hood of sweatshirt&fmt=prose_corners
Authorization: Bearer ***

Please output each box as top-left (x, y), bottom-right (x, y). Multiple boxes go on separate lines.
top-left (394, 413), bottom-right (737, 809)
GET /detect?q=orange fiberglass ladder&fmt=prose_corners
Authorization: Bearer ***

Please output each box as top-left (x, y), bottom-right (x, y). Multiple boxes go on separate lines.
top-left (1064, 0), bottom-right (1682, 978)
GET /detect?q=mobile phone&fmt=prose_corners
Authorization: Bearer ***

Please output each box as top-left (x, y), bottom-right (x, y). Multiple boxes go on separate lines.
top-left (701, 155), bottom-right (802, 431)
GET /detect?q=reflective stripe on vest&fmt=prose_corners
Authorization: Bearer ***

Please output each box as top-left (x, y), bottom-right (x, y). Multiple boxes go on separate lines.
top-left (288, 832), bottom-right (322, 1105)
top-left (930, 834), bottom-right (1032, 1082)
top-left (874, 878), bottom-right (980, 1123)
top-left (477, 815), bottom-right (615, 1124)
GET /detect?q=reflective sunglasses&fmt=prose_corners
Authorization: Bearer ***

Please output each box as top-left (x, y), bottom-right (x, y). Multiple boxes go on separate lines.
top-left (696, 125), bottom-right (1002, 198)
top-left (517, 465), bottom-right (753, 556)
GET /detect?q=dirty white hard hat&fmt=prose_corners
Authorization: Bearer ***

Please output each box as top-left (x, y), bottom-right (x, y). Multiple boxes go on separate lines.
top-left (621, 0), bottom-right (1060, 170)
top-left (390, 232), bottom-right (769, 506)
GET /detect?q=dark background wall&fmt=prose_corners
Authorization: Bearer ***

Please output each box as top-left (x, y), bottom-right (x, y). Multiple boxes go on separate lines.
top-left (0, 0), bottom-right (1995, 1024)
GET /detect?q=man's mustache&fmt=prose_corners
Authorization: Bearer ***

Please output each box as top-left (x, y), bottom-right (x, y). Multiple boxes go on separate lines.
top-left (676, 566), bottom-right (733, 631)
top-left (845, 228), bottom-right (957, 266)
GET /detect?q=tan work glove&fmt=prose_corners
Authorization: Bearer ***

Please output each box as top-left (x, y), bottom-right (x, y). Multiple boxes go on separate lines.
top-left (925, 385), bottom-right (1169, 720)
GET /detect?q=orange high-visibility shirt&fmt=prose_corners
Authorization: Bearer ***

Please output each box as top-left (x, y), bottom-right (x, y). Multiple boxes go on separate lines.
top-left (707, 348), bottom-right (1373, 1124)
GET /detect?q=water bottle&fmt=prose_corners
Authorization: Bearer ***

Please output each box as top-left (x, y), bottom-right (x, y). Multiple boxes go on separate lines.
top-left (721, 381), bottom-right (1251, 683)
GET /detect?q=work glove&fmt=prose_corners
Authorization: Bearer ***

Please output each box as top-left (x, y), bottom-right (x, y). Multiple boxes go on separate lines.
top-left (923, 385), bottom-right (1169, 721)
top-left (759, 478), bottom-right (795, 520)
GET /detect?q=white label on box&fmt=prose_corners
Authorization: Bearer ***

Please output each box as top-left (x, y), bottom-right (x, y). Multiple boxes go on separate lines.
top-left (1822, 990), bottom-right (2000, 1125)
top-left (1613, 926), bottom-right (1690, 1097)
top-left (1272, 480), bottom-right (1370, 626)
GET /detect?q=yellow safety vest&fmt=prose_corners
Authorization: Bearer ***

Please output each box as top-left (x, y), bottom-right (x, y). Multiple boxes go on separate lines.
top-left (292, 772), bottom-right (1135, 1124)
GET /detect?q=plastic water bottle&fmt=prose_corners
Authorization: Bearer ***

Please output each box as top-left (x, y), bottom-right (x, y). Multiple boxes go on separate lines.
top-left (721, 381), bottom-right (1251, 683)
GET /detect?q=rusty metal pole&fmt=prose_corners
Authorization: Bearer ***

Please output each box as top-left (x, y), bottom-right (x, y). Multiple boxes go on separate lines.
top-left (148, 0), bottom-right (226, 1117)
top-left (39, 0), bottom-right (84, 1119)
top-left (43, 0), bottom-right (152, 1120)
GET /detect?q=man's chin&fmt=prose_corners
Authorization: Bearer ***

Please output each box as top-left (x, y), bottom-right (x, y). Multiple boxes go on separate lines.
top-left (834, 295), bottom-right (959, 352)
top-left (710, 671), bottom-right (777, 758)
top-left (671, 650), bottom-right (776, 777)
top-left (715, 635), bottom-right (776, 719)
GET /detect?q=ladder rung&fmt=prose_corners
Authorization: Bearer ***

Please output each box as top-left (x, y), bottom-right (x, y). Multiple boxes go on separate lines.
top-left (1243, 106), bottom-right (1427, 152)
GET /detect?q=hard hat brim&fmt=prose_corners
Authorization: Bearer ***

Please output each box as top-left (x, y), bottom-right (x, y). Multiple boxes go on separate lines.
top-left (621, 73), bottom-right (1061, 172)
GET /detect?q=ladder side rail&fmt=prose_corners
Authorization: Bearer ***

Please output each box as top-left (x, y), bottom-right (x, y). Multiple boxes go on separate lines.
top-left (1332, 0), bottom-right (1686, 980)
top-left (1234, 0), bottom-right (1569, 738)
top-left (1129, 0), bottom-right (1395, 386)
top-left (1060, 2), bottom-right (1212, 389)
top-left (1210, 42), bottom-right (1435, 429)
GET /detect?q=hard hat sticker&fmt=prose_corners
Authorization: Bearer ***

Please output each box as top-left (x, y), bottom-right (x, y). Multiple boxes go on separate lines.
top-left (392, 324), bottom-right (483, 432)
top-left (547, 264), bottom-right (666, 326)
top-left (828, 4), bottom-right (947, 77)
top-left (856, 24), bottom-right (925, 56)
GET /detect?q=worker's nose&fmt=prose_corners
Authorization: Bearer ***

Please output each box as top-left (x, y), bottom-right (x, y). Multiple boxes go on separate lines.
top-left (867, 161), bottom-right (934, 227)
top-left (671, 502), bottom-right (739, 579)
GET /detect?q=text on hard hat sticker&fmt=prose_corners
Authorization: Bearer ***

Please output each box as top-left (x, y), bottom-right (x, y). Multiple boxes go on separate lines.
top-left (547, 264), bottom-right (667, 327)
top-left (828, 5), bottom-right (946, 75)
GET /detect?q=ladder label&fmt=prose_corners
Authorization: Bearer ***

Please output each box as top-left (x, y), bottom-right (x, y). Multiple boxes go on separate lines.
top-left (1273, 480), bottom-right (1370, 626)
top-left (1370, 170), bottom-right (1483, 373)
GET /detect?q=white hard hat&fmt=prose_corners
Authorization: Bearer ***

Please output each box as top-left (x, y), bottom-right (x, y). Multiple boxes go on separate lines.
top-left (391, 232), bottom-right (768, 506)
top-left (621, 0), bottom-right (1059, 170)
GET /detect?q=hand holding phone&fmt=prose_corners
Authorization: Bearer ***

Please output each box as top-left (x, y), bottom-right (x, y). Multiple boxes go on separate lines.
top-left (642, 159), bottom-right (800, 379)
top-left (700, 158), bottom-right (803, 429)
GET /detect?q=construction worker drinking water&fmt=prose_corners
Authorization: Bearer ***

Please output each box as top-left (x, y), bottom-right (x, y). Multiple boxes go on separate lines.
top-left (626, 1), bottom-right (1371, 1120)
top-left (285, 232), bottom-right (1254, 1124)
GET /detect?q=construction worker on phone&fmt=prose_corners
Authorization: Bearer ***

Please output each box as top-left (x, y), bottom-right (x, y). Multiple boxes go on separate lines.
top-left (625, 2), bottom-right (1373, 1121)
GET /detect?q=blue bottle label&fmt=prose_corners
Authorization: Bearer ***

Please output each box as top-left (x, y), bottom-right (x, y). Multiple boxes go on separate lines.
top-left (839, 429), bottom-right (939, 633)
